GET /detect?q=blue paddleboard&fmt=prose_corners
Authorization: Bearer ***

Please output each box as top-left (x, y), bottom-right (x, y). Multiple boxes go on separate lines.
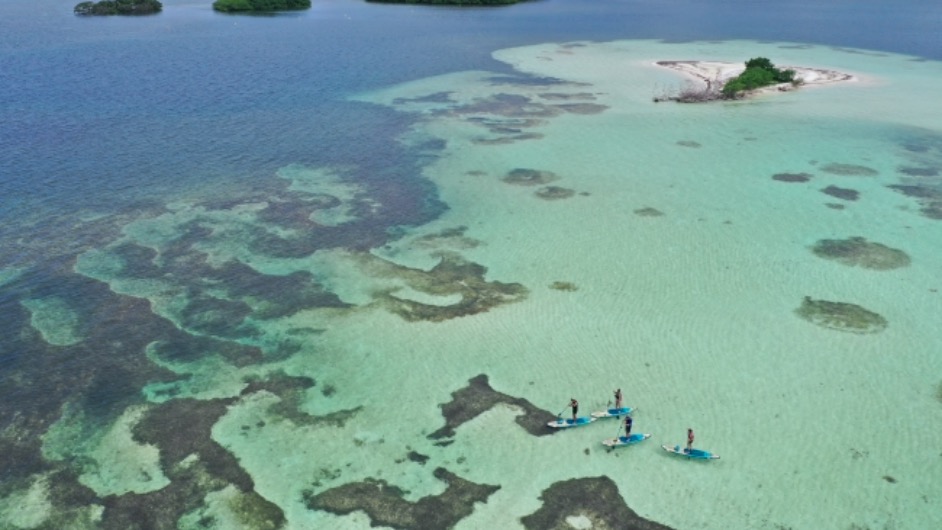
top-left (661, 444), bottom-right (720, 460)
top-left (602, 433), bottom-right (650, 448)
top-left (590, 406), bottom-right (633, 418)
top-left (547, 416), bottom-right (597, 429)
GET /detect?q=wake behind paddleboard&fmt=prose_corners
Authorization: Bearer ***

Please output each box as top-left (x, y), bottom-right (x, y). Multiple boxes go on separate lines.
top-left (547, 416), bottom-right (596, 429)
top-left (602, 433), bottom-right (650, 448)
top-left (590, 406), bottom-right (633, 419)
top-left (661, 444), bottom-right (720, 460)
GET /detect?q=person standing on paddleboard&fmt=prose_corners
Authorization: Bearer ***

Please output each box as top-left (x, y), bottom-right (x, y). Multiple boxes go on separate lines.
top-left (614, 388), bottom-right (623, 409)
top-left (624, 415), bottom-right (633, 438)
top-left (686, 428), bottom-right (694, 453)
top-left (569, 398), bottom-right (578, 421)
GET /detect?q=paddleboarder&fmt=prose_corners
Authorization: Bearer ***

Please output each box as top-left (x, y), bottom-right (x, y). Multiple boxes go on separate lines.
top-left (569, 398), bottom-right (579, 421)
top-left (613, 388), bottom-right (623, 409)
top-left (624, 415), bottom-right (633, 438)
top-left (686, 428), bottom-right (694, 453)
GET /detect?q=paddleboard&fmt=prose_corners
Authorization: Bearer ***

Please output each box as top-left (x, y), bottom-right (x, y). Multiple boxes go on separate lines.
top-left (602, 433), bottom-right (650, 448)
top-left (590, 406), bottom-right (633, 418)
top-left (661, 444), bottom-right (720, 460)
top-left (547, 416), bottom-right (596, 429)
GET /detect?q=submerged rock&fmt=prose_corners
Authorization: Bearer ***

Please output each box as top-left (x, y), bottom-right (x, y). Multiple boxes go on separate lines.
top-left (795, 296), bottom-right (887, 334)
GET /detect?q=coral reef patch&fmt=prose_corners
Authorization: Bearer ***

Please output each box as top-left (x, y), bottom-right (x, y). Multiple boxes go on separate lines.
top-left (821, 185), bottom-right (859, 201)
top-left (412, 226), bottom-right (481, 250)
top-left (810, 237), bottom-right (910, 270)
top-left (772, 172), bottom-right (812, 183)
top-left (535, 186), bottom-right (576, 200)
top-left (795, 296), bottom-right (887, 334)
top-left (303, 467), bottom-right (499, 530)
top-left (502, 168), bottom-right (561, 186)
top-left (239, 371), bottom-right (361, 427)
top-left (634, 207), bottom-right (664, 217)
top-left (887, 184), bottom-right (942, 220)
top-left (550, 281), bottom-right (578, 291)
top-left (428, 374), bottom-right (558, 439)
top-left (519, 476), bottom-right (674, 530)
top-left (821, 163), bottom-right (879, 176)
top-left (96, 398), bottom-right (287, 529)
top-left (898, 166), bottom-right (939, 177)
top-left (373, 253), bottom-right (528, 322)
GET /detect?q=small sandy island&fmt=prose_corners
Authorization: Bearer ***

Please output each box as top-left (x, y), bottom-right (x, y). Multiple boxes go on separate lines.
top-left (654, 60), bottom-right (855, 101)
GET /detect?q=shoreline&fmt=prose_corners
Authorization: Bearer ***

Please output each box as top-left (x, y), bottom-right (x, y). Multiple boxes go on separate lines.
top-left (654, 60), bottom-right (856, 97)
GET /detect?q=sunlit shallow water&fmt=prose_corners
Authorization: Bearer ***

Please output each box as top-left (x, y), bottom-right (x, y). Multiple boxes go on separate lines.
top-left (2, 2), bottom-right (942, 529)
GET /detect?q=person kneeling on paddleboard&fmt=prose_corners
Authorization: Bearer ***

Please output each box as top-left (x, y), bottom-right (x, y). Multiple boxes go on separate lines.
top-left (686, 428), bottom-right (694, 453)
top-left (569, 398), bottom-right (578, 421)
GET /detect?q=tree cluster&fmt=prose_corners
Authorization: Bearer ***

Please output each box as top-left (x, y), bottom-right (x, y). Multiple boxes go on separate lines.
top-left (721, 57), bottom-right (796, 97)
top-left (212, 0), bottom-right (311, 12)
top-left (74, 0), bottom-right (162, 15)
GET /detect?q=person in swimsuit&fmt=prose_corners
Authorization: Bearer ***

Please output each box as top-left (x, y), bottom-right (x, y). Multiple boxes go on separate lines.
top-left (614, 388), bottom-right (623, 410)
top-left (686, 428), bottom-right (694, 453)
top-left (569, 398), bottom-right (579, 421)
top-left (624, 415), bottom-right (633, 439)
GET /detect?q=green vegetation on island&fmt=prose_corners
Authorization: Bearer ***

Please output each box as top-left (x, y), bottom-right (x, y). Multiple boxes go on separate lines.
top-left (367, 0), bottom-right (522, 5)
top-left (657, 56), bottom-right (802, 103)
top-left (721, 57), bottom-right (797, 97)
top-left (212, 0), bottom-right (311, 12)
top-left (74, 0), bottom-right (162, 15)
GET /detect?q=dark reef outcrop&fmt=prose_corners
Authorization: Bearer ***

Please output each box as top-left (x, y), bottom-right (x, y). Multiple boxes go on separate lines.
top-left (520, 476), bottom-right (674, 530)
top-left (810, 237), bottom-right (910, 270)
top-left (303, 467), bottom-right (499, 530)
top-left (429, 374), bottom-right (557, 439)
top-left (795, 296), bottom-right (887, 334)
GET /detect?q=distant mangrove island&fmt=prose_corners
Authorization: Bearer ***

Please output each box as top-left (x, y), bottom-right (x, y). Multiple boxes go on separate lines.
top-left (73, 0), bottom-right (522, 16)
top-left (74, 0), bottom-right (162, 15)
top-left (212, 0), bottom-right (311, 12)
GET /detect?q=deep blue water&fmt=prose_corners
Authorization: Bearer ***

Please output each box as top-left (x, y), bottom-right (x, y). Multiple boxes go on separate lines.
top-left (1, 0), bottom-right (940, 232)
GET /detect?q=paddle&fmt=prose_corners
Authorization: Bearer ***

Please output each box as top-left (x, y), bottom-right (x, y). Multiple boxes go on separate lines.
top-left (556, 402), bottom-right (571, 422)
top-left (556, 402), bottom-right (568, 417)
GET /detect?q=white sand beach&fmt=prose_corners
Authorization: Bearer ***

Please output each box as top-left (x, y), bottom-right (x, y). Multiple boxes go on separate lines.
top-left (655, 59), bottom-right (856, 95)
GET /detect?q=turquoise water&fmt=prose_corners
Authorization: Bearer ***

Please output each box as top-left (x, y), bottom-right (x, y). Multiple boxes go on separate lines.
top-left (2, 1), bottom-right (942, 529)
